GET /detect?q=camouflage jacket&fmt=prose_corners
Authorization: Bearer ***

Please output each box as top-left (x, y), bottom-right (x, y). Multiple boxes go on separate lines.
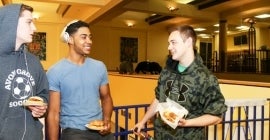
top-left (154, 54), bottom-right (227, 140)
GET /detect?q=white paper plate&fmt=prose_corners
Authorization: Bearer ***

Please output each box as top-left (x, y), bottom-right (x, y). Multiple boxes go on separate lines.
top-left (85, 124), bottom-right (105, 130)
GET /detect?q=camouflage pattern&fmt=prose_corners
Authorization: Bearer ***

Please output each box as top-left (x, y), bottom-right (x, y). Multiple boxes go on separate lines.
top-left (154, 54), bottom-right (227, 140)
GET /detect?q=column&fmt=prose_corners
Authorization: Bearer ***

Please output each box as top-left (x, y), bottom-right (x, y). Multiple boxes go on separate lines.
top-left (219, 20), bottom-right (227, 72)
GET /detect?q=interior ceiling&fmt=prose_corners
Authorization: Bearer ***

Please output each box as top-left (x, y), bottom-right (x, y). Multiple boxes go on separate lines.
top-left (1, 0), bottom-right (270, 36)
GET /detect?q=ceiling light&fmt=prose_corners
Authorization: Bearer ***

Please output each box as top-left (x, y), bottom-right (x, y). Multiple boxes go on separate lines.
top-left (198, 33), bottom-right (207, 36)
top-left (214, 30), bottom-right (231, 34)
top-left (255, 14), bottom-right (270, 18)
top-left (198, 33), bottom-right (211, 38)
top-left (168, 6), bottom-right (179, 12)
top-left (125, 20), bottom-right (135, 27)
top-left (173, 0), bottom-right (194, 4)
top-left (194, 28), bottom-right (206, 31)
top-left (32, 12), bottom-right (40, 20)
top-left (202, 36), bottom-right (210, 39)
top-left (236, 25), bottom-right (249, 30)
top-left (214, 24), bottom-right (219, 27)
top-left (127, 22), bottom-right (134, 27)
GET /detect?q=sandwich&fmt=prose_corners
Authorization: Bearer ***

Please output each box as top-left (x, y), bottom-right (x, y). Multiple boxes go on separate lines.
top-left (28, 96), bottom-right (43, 102)
top-left (23, 96), bottom-right (46, 106)
top-left (87, 120), bottom-right (105, 130)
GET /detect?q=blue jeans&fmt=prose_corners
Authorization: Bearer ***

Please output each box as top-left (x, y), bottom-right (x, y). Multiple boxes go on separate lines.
top-left (61, 128), bottom-right (114, 140)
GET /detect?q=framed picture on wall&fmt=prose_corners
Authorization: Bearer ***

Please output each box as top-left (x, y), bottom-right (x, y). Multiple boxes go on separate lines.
top-left (27, 32), bottom-right (46, 60)
top-left (120, 37), bottom-right (138, 62)
top-left (233, 34), bottom-right (248, 46)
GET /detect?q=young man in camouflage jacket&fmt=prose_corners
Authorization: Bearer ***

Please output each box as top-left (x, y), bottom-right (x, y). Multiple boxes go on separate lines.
top-left (133, 25), bottom-right (227, 140)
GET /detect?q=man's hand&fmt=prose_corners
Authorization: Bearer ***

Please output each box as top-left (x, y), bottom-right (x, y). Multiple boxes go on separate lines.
top-left (132, 122), bottom-right (145, 136)
top-left (99, 120), bottom-right (111, 135)
top-left (28, 105), bottom-right (47, 118)
top-left (178, 118), bottom-right (187, 126)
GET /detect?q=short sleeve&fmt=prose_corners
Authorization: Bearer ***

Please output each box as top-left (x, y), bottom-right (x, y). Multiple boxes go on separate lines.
top-left (46, 68), bottom-right (61, 93)
top-left (99, 62), bottom-right (109, 86)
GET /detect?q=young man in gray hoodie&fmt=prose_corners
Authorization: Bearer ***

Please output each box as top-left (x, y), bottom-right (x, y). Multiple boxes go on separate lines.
top-left (0, 4), bottom-right (49, 140)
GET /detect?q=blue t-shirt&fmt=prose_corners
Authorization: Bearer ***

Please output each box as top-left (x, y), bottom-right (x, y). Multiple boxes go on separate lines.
top-left (46, 58), bottom-right (109, 130)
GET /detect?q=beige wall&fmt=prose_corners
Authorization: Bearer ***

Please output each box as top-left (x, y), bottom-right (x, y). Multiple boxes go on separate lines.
top-left (90, 25), bottom-right (149, 71)
top-left (258, 27), bottom-right (270, 49)
top-left (108, 74), bottom-right (270, 106)
top-left (227, 33), bottom-right (249, 52)
top-left (222, 26), bottom-right (270, 52)
top-left (146, 29), bottom-right (169, 67)
top-left (36, 22), bottom-right (68, 70)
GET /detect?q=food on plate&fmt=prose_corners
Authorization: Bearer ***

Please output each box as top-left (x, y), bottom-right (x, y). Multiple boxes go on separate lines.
top-left (90, 120), bottom-right (104, 127)
top-left (157, 98), bottom-right (189, 129)
top-left (86, 120), bottom-right (105, 130)
top-left (28, 96), bottom-right (43, 102)
top-left (23, 96), bottom-right (46, 106)
top-left (163, 110), bottom-right (177, 123)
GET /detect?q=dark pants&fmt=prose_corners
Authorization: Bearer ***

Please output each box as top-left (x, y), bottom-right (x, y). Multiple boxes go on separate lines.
top-left (61, 128), bottom-right (114, 140)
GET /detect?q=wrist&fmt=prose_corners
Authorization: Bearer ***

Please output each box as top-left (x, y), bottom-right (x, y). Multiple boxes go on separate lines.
top-left (103, 117), bottom-right (111, 122)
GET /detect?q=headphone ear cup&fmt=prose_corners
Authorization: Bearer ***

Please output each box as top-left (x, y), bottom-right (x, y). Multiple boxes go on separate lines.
top-left (60, 27), bottom-right (69, 43)
top-left (60, 19), bottom-right (79, 43)
top-left (64, 32), bottom-right (70, 43)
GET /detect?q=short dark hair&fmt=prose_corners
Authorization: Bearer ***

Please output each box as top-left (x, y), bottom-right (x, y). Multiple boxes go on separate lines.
top-left (20, 4), bottom-right (33, 16)
top-left (168, 25), bottom-right (197, 45)
top-left (168, 25), bottom-right (197, 53)
top-left (65, 20), bottom-right (90, 35)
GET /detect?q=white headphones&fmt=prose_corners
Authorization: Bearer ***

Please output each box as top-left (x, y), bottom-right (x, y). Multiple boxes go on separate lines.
top-left (60, 19), bottom-right (79, 43)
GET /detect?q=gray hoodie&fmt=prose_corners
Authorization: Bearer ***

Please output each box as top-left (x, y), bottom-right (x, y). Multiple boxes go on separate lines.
top-left (0, 4), bottom-right (49, 140)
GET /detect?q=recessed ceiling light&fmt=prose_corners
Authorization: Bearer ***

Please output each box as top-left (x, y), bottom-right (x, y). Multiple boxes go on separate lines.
top-left (198, 33), bottom-right (207, 36)
top-left (125, 20), bottom-right (135, 27)
top-left (255, 14), bottom-right (270, 19)
top-left (214, 30), bottom-right (232, 34)
top-left (174, 0), bottom-right (194, 4)
top-left (168, 6), bottom-right (179, 12)
top-left (33, 12), bottom-right (40, 20)
top-left (236, 25), bottom-right (249, 30)
top-left (127, 22), bottom-right (134, 27)
top-left (198, 33), bottom-right (211, 38)
top-left (194, 28), bottom-right (206, 31)
top-left (202, 36), bottom-right (210, 38)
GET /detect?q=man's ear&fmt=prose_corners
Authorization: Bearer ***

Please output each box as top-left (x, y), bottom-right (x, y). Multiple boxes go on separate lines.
top-left (185, 37), bottom-right (193, 47)
top-left (67, 36), bottom-right (74, 45)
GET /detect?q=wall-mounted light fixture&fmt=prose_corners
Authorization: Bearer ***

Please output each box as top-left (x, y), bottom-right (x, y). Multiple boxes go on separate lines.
top-left (243, 17), bottom-right (256, 24)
